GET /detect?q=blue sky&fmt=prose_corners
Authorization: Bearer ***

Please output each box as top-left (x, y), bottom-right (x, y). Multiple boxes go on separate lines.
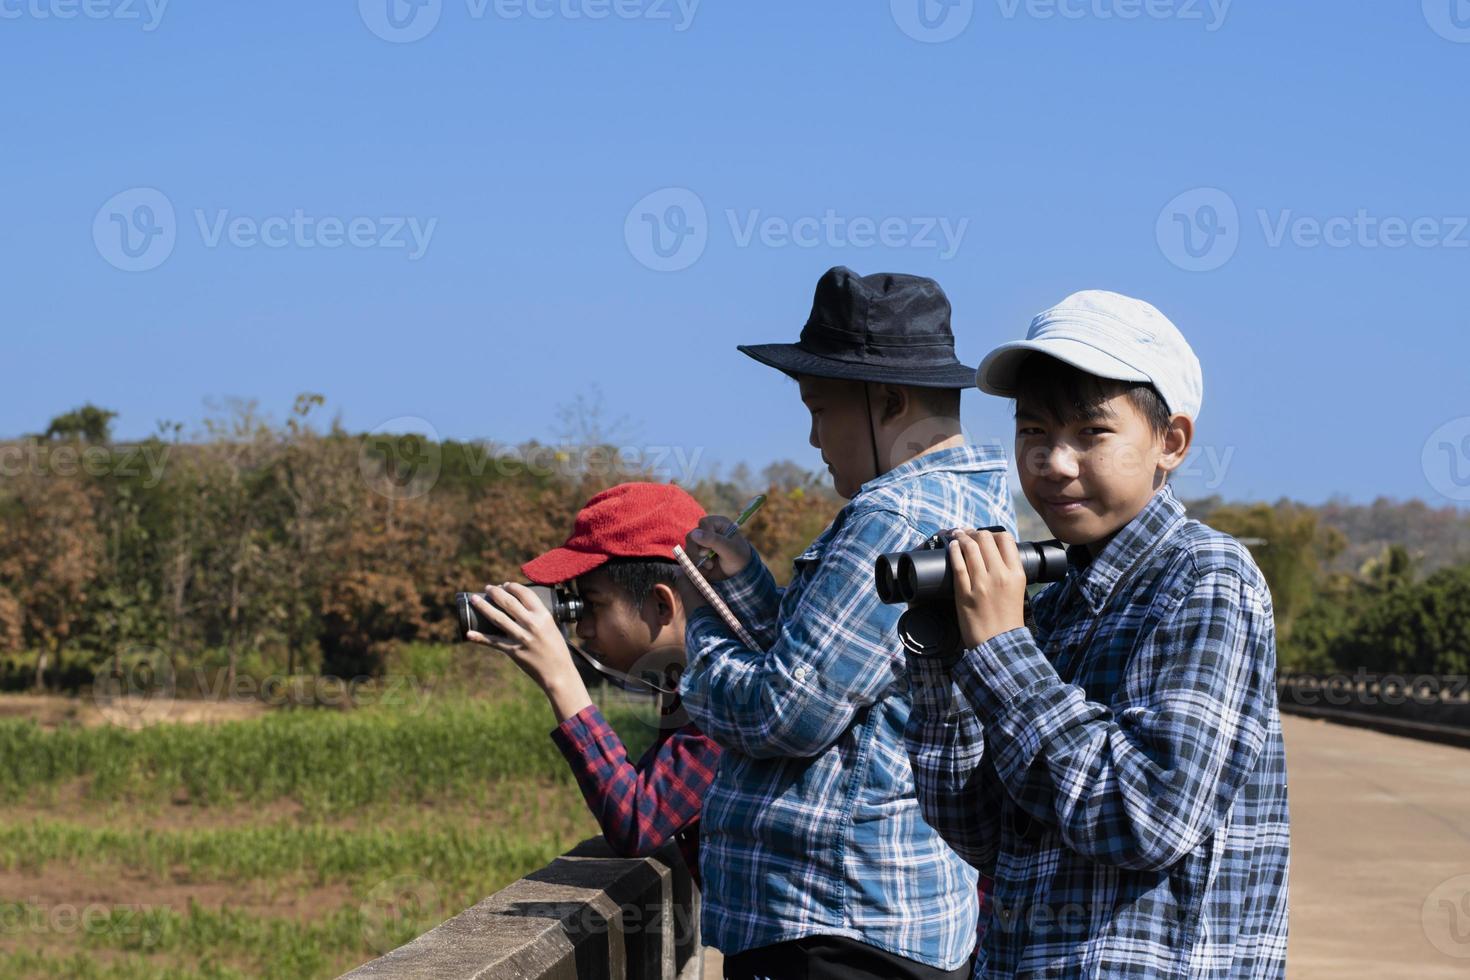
top-left (3, 1), bottom-right (1469, 506)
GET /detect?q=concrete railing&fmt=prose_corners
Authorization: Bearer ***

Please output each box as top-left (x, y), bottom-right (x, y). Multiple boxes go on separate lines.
top-left (1278, 673), bottom-right (1470, 749)
top-left (342, 838), bottom-right (703, 980)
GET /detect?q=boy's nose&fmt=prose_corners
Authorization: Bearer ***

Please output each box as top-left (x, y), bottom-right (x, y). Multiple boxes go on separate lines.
top-left (1038, 443), bottom-right (1081, 480)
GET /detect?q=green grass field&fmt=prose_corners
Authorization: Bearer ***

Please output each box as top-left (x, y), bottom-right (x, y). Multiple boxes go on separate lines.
top-left (0, 650), bottom-right (658, 978)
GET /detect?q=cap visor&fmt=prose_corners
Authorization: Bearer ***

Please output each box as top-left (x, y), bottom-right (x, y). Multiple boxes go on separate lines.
top-left (976, 338), bottom-right (1151, 397)
top-left (520, 548), bottom-right (609, 585)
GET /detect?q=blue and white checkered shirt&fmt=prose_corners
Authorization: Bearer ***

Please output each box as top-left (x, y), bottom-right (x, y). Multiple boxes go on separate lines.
top-left (680, 444), bottom-right (1016, 971)
top-left (906, 485), bottom-right (1290, 978)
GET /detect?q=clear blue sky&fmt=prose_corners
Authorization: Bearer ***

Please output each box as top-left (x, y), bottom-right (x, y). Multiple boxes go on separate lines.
top-left (4, 1), bottom-right (1468, 506)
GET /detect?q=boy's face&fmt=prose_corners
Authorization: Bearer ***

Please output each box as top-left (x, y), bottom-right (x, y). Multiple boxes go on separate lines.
top-left (570, 569), bottom-right (686, 676)
top-left (1015, 389), bottom-right (1190, 551)
top-left (799, 375), bottom-right (874, 499)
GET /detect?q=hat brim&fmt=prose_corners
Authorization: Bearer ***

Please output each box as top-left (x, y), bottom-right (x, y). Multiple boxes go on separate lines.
top-left (976, 338), bottom-right (1151, 397)
top-left (521, 547), bottom-right (610, 586)
top-left (738, 343), bottom-right (977, 389)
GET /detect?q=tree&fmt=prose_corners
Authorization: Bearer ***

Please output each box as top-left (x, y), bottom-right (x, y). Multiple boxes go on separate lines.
top-left (44, 404), bottom-right (118, 444)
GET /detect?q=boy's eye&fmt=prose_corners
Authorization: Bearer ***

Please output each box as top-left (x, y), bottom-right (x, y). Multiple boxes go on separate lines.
top-left (1081, 426), bottom-right (1112, 436)
top-left (1017, 426), bottom-right (1043, 437)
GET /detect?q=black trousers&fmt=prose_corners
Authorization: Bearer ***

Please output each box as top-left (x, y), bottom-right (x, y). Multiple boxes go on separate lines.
top-left (723, 934), bottom-right (973, 980)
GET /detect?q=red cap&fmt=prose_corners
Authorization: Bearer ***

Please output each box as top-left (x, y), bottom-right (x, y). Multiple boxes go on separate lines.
top-left (520, 482), bottom-right (708, 585)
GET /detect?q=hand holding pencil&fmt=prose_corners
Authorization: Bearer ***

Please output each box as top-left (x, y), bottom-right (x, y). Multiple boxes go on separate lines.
top-left (683, 494), bottom-right (764, 584)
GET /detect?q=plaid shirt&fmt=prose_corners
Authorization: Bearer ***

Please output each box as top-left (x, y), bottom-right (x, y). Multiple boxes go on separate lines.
top-left (550, 703), bottom-right (721, 883)
top-left (680, 445), bottom-right (1015, 971)
top-left (906, 486), bottom-right (1290, 979)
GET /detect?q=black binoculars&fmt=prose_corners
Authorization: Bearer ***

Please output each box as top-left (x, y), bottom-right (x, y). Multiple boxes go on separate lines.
top-left (454, 586), bottom-right (583, 641)
top-left (874, 528), bottom-right (1069, 656)
top-left (875, 527), bottom-right (1069, 606)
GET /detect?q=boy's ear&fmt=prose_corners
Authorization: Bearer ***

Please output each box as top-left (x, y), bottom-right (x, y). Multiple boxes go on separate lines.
top-left (1157, 414), bottom-right (1195, 475)
top-left (647, 582), bottom-right (679, 625)
top-left (880, 383), bottom-right (909, 423)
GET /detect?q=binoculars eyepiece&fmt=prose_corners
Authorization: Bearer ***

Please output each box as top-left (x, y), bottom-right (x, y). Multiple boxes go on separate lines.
top-left (454, 586), bottom-right (583, 641)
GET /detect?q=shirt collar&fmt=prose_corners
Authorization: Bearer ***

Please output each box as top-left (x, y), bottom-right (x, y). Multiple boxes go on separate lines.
top-left (854, 442), bottom-right (1009, 497)
top-left (1064, 484), bottom-right (1187, 614)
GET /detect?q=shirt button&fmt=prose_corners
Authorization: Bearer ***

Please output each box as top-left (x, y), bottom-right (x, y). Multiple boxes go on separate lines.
top-left (793, 666), bottom-right (809, 682)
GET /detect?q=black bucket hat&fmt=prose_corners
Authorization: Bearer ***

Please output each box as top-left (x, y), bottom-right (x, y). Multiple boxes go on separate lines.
top-left (738, 266), bottom-right (976, 389)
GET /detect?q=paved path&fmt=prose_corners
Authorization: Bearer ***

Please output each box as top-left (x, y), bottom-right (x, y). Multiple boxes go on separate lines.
top-left (701, 714), bottom-right (1470, 978)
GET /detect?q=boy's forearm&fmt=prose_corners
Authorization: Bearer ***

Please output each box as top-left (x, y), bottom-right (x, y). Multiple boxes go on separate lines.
top-left (904, 653), bottom-right (1002, 871)
top-left (951, 578), bottom-right (1273, 871)
top-left (541, 668), bottom-right (594, 725)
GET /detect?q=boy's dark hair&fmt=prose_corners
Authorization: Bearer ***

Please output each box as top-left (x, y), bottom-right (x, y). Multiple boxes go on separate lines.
top-left (1014, 354), bottom-right (1172, 437)
top-left (908, 384), bottom-right (960, 418)
top-left (582, 557), bottom-right (680, 609)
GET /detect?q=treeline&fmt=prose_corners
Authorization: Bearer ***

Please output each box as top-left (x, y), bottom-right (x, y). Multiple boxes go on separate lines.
top-left (0, 397), bottom-right (842, 690)
top-left (2, 398), bottom-right (1466, 690)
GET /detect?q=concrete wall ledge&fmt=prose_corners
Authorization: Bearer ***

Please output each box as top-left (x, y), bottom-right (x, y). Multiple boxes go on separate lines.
top-left (342, 838), bottom-right (702, 980)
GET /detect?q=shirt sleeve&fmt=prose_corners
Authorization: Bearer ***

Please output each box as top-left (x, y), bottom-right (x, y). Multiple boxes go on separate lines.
top-left (678, 508), bottom-right (916, 759)
top-left (904, 651), bottom-right (1007, 875)
top-left (706, 544), bottom-right (784, 652)
top-left (549, 704), bottom-right (721, 858)
top-left (950, 566), bottom-right (1277, 873)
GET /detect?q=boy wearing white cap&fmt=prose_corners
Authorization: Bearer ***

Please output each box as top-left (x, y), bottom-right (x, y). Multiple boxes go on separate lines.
top-left (903, 291), bottom-right (1290, 978)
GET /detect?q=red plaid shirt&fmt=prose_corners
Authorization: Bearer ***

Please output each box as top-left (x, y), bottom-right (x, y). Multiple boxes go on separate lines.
top-left (550, 704), bottom-right (720, 884)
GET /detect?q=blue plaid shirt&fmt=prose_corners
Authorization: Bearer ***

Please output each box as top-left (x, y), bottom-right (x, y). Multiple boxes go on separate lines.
top-left (906, 485), bottom-right (1290, 979)
top-left (680, 444), bottom-right (1016, 970)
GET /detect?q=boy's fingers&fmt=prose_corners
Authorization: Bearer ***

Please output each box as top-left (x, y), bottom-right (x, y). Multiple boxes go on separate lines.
top-left (502, 582), bottom-right (546, 615)
top-left (994, 531), bottom-right (1024, 574)
top-left (470, 593), bottom-right (528, 644)
top-left (957, 532), bottom-right (986, 582)
top-left (975, 530), bottom-right (1004, 574)
top-left (948, 539), bottom-right (972, 596)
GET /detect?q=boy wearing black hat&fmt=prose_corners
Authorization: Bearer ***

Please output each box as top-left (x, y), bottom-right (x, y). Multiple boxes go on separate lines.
top-left (678, 267), bottom-right (1015, 980)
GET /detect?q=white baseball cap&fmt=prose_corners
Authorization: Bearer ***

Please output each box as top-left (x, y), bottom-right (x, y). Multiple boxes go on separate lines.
top-left (976, 290), bottom-right (1203, 421)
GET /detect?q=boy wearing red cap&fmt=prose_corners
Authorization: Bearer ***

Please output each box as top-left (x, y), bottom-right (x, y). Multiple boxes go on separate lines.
top-left (467, 482), bottom-right (721, 882)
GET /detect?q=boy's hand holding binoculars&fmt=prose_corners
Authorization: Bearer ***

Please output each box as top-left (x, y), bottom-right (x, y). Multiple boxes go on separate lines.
top-left (947, 529), bottom-right (1029, 650)
top-left (467, 583), bottom-right (577, 692)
